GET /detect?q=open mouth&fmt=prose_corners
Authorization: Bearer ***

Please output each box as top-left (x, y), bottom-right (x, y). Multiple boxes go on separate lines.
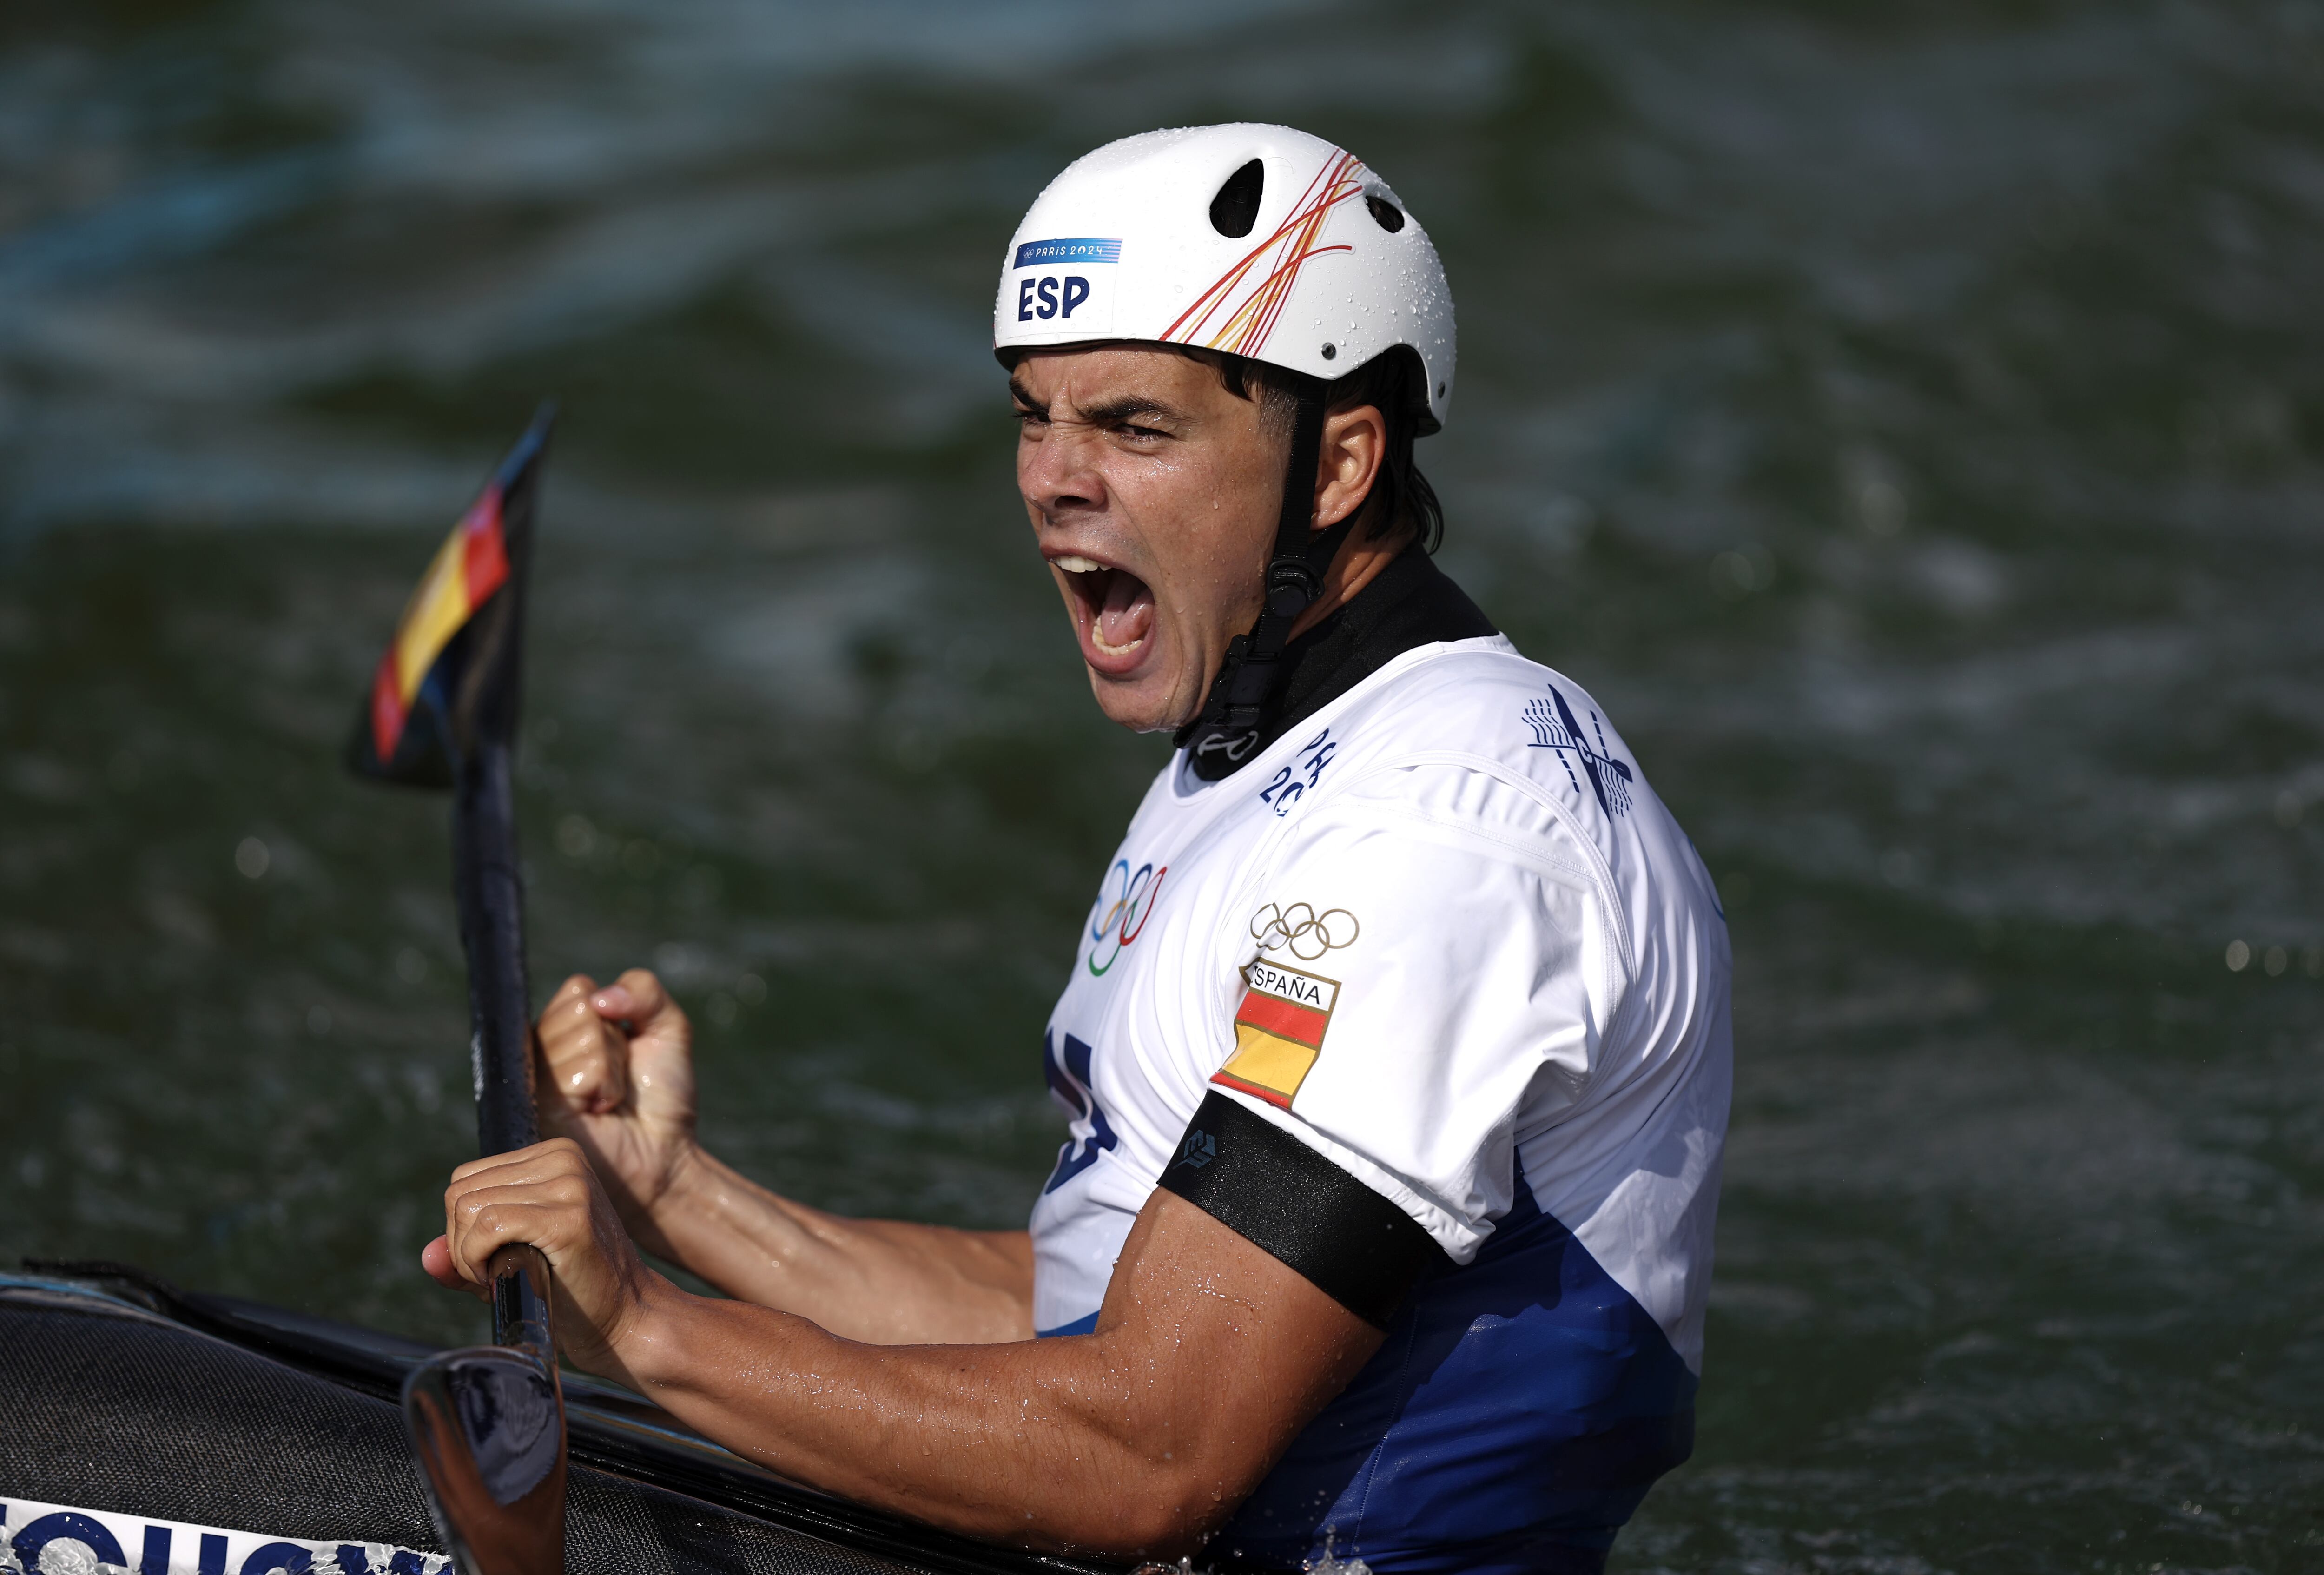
top-left (1052, 554), bottom-right (1155, 669)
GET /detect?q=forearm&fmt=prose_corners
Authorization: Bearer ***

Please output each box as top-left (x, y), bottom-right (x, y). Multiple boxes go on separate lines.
top-left (611, 1281), bottom-right (1233, 1555)
top-left (639, 1145), bottom-right (1034, 1345)
top-left (439, 1150), bottom-right (1381, 1558)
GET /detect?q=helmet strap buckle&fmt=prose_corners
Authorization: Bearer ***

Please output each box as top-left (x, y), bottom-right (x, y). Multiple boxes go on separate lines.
top-left (1182, 388), bottom-right (1357, 781)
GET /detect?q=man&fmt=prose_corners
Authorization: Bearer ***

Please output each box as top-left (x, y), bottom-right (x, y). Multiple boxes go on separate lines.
top-left (424, 124), bottom-right (1732, 1574)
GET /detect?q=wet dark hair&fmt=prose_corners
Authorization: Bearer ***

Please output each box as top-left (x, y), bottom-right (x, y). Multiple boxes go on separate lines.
top-left (1173, 344), bottom-right (1446, 552)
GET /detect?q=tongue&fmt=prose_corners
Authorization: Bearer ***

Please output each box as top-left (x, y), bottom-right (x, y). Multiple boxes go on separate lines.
top-left (1094, 570), bottom-right (1153, 653)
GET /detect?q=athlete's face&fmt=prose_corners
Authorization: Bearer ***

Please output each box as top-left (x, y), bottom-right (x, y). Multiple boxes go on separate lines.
top-left (1010, 346), bottom-right (1293, 734)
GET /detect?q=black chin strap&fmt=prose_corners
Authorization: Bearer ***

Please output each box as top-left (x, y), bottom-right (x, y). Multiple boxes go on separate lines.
top-left (1179, 390), bottom-right (1356, 781)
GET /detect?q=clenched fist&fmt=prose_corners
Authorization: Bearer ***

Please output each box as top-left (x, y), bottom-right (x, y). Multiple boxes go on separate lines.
top-left (532, 969), bottom-right (698, 1239)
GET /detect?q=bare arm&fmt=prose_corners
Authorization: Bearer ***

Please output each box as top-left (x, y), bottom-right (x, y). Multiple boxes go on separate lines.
top-left (425, 1140), bottom-right (1379, 1559)
top-left (533, 970), bottom-right (1030, 1344)
top-left (642, 1143), bottom-right (1033, 1344)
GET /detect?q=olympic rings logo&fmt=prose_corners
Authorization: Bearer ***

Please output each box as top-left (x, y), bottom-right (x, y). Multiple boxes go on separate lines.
top-left (1087, 860), bottom-right (1168, 977)
top-left (1249, 902), bottom-right (1360, 961)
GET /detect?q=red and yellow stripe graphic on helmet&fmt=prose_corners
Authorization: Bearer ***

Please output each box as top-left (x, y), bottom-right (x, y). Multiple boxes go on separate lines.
top-left (367, 488), bottom-right (509, 761)
top-left (1162, 148), bottom-right (1365, 359)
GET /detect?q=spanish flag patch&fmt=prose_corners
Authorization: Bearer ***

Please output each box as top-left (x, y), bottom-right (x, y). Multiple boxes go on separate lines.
top-left (1212, 958), bottom-right (1340, 1110)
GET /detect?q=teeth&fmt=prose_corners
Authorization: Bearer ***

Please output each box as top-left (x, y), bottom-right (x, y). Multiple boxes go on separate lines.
top-left (1052, 555), bottom-right (1106, 574)
top-left (1091, 628), bottom-right (1144, 657)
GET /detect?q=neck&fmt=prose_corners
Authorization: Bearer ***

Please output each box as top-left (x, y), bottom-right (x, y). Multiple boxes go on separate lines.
top-left (1285, 523), bottom-right (1418, 643)
top-left (1173, 542), bottom-right (1498, 774)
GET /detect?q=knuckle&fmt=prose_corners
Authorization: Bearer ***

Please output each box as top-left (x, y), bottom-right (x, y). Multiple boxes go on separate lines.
top-left (550, 1036), bottom-right (607, 1074)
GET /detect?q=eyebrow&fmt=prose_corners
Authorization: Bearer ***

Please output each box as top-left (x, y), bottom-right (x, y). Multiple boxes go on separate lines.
top-left (1007, 377), bottom-right (1181, 430)
top-left (1077, 394), bottom-right (1178, 428)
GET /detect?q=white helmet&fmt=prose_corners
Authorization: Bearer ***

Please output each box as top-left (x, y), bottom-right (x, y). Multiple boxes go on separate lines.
top-left (993, 123), bottom-right (1455, 432)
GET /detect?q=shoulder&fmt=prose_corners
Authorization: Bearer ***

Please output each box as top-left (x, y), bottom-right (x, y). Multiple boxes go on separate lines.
top-left (1322, 638), bottom-right (1614, 772)
top-left (1311, 639), bottom-right (1649, 847)
top-left (1273, 636), bottom-right (1719, 972)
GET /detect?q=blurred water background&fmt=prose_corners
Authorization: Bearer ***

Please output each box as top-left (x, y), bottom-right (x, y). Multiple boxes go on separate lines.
top-left (4, 0), bottom-right (2323, 1568)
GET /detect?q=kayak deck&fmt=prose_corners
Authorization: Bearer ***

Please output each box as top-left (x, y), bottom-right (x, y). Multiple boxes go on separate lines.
top-left (0, 1267), bottom-right (1131, 1575)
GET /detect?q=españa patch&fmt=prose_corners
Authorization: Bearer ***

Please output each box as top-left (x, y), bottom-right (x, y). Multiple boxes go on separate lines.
top-left (1212, 958), bottom-right (1339, 1110)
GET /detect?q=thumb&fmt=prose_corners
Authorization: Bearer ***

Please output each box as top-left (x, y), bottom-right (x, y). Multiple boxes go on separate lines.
top-left (604, 970), bottom-right (687, 1039)
top-left (422, 1235), bottom-right (486, 1299)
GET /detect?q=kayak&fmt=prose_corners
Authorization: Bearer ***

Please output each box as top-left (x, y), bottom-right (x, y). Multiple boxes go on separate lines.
top-left (0, 1264), bottom-right (1129, 1575)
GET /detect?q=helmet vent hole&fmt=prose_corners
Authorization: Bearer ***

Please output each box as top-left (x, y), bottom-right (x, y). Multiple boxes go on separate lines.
top-left (1365, 195), bottom-right (1406, 233)
top-left (1209, 159), bottom-right (1265, 238)
top-left (1321, 343), bottom-right (1337, 360)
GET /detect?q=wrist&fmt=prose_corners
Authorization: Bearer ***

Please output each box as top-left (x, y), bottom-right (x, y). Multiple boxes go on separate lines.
top-left (622, 1139), bottom-right (721, 1263)
top-left (650, 1137), bottom-right (716, 1217)
top-left (601, 1268), bottom-right (696, 1394)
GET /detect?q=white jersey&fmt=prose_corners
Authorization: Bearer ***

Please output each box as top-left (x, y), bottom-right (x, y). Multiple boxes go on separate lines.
top-left (1028, 633), bottom-right (1733, 1573)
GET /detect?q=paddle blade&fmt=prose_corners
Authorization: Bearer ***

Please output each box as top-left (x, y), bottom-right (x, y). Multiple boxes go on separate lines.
top-left (349, 407), bottom-right (554, 788)
top-left (402, 1346), bottom-right (567, 1575)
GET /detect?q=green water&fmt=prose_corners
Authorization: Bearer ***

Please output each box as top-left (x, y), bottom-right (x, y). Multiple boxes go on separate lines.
top-left (4, 1), bottom-right (2323, 1568)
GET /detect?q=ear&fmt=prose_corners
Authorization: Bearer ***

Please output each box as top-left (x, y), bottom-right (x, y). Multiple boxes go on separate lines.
top-left (1312, 403), bottom-right (1387, 531)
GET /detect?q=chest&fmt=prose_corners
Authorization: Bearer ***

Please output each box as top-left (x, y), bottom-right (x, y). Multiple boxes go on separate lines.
top-left (1037, 771), bottom-right (1310, 1157)
top-left (1053, 728), bottom-right (1349, 1044)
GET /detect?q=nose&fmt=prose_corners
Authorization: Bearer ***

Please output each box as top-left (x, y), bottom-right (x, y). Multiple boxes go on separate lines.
top-left (1017, 420), bottom-right (1107, 527)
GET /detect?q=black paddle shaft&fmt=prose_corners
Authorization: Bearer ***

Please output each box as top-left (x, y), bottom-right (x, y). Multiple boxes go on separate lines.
top-left (443, 416), bottom-right (552, 1356)
top-left (452, 736), bottom-right (538, 1161)
top-left (439, 410), bottom-right (552, 1170)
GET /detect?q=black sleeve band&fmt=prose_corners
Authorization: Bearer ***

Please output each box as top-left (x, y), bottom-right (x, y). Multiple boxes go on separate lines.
top-left (1157, 1090), bottom-right (1451, 1329)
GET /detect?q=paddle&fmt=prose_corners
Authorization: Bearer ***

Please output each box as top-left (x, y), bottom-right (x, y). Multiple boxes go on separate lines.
top-left (348, 406), bottom-right (566, 1575)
